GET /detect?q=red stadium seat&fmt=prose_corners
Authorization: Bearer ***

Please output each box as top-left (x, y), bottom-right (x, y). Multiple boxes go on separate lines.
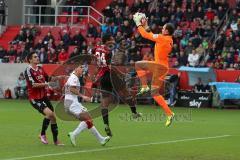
top-left (86, 37), bottom-right (95, 45)
top-left (51, 27), bottom-right (61, 41)
top-left (234, 55), bottom-right (239, 63)
top-left (8, 56), bottom-right (16, 63)
top-left (70, 27), bottom-right (81, 37)
top-left (95, 37), bottom-right (101, 44)
top-left (141, 47), bottom-right (151, 55)
top-left (40, 27), bottom-right (51, 36)
top-left (72, 11), bottom-right (79, 24)
top-left (58, 12), bottom-right (69, 24)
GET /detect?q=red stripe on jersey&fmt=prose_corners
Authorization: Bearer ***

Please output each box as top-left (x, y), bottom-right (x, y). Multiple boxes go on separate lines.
top-left (24, 66), bottom-right (47, 100)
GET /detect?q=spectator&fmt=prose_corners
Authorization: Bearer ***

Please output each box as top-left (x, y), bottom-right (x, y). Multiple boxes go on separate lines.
top-left (177, 51), bottom-right (188, 66)
top-left (188, 49), bottom-right (199, 67)
top-left (38, 47), bottom-right (48, 64)
top-left (194, 6), bottom-right (204, 19)
top-left (194, 77), bottom-right (205, 93)
top-left (13, 30), bottom-right (26, 44)
top-left (58, 48), bottom-right (68, 64)
top-left (43, 31), bottom-right (54, 45)
top-left (14, 73), bottom-right (27, 99)
top-left (114, 12), bottom-right (124, 26)
top-left (129, 50), bottom-right (142, 62)
top-left (72, 30), bottom-right (85, 46)
top-left (121, 20), bottom-right (132, 38)
top-left (122, 5), bottom-right (131, 18)
top-left (35, 39), bottom-right (45, 52)
top-left (25, 30), bottom-right (34, 45)
top-left (47, 38), bottom-right (56, 51)
top-left (87, 42), bottom-right (94, 54)
top-left (69, 47), bottom-right (80, 59)
top-left (61, 30), bottom-right (71, 46)
top-left (224, 53), bottom-right (234, 66)
top-left (0, 46), bottom-right (6, 62)
top-left (87, 23), bottom-right (98, 38)
top-left (8, 46), bottom-right (17, 57)
top-left (184, 41), bottom-right (194, 55)
top-left (102, 6), bottom-right (114, 18)
top-left (205, 8), bottom-right (215, 21)
top-left (47, 48), bottom-right (57, 64)
top-left (56, 40), bottom-right (68, 53)
top-left (79, 41), bottom-right (88, 52)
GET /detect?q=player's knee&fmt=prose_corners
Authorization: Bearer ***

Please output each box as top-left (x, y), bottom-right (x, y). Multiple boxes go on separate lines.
top-left (85, 119), bottom-right (93, 129)
top-left (47, 113), bottom-right (56, 122)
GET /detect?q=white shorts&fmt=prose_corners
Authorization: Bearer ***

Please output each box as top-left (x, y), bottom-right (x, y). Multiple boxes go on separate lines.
top-left (64, 99), bottom-right (87, 119)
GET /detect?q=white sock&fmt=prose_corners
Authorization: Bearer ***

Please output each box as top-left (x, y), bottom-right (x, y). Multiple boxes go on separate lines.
top-left (89, 126), bottom-right (105, 142)
top-left (72, 121), bottom-right (87, 137)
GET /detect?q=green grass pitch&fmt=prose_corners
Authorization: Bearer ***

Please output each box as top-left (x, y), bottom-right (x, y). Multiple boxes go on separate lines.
top-left (0, 99), bottom-right (240, 160)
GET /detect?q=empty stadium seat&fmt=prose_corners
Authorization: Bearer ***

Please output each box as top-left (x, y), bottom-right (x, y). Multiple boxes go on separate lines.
top-left (72, 11), bottom-right (79, 24)
top-left (141, 47), bottom-right (151, 55)
top-left (58, 12), bottom-right (69, 24)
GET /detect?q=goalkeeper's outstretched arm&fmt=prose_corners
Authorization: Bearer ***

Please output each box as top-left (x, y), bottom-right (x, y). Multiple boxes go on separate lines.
top-left (137, 25), bottom-right (164, 43)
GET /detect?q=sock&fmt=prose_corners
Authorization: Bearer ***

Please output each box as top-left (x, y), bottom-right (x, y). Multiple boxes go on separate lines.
top-left (125, 98), bottom-right (137, 114)
top-left (89, 126), bottom-right (105, 142)
top-left (41, 118), bottom-right (50, 135)
top-left (72, 121), bottom-right (87, 136)
top-left (153, 95), bottom-right (173, 116)
top-left (130, 105), bottom-right (137, 114)
top-left (51, 123), bottom-right (58, 142)
top-left (101, 108), bottom-right (109, 126)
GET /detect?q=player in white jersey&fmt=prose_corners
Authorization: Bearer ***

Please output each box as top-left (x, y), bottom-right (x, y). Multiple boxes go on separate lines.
top-left (64, 65), bottom-right (110, 146)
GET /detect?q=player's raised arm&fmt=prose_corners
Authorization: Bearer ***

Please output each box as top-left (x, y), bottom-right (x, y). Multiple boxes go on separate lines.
top-left (133, 12), bottom-right (161, 42)
top-left (137, 26), bottom-right (163, 42)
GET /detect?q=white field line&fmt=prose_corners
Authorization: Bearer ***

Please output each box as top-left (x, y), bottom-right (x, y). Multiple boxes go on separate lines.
top-left (2, 135), bottom-right (231, 160)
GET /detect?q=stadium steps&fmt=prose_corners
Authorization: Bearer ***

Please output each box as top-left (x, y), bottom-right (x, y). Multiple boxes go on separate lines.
top-left (0, 26), bottom-right (20, 50)
top-left (81, 0), bottom-right (112, 25)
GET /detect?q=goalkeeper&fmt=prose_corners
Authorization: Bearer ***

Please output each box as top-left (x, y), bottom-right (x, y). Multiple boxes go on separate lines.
top-left (133, 12), bottom-right (175, 126)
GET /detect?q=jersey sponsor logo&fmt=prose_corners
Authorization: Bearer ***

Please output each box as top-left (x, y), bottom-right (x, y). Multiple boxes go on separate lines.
top-left (153, 34), bottom-right (158, 39)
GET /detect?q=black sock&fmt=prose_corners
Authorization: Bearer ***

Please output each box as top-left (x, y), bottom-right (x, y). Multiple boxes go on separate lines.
top-left (130, 105), bottom-right (137, 114)
top-left (101, 108), bottom-right (109, 126)
top-left (127, 98), bottom-right (137, 114)
top-left (51, 124), bottom-right (58, 142)
top-left (41, 118), bottom-right (50, 135)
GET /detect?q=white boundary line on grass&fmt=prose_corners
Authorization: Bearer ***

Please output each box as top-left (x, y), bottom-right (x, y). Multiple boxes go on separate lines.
top-left (2, 135), bottom-right (231, 160)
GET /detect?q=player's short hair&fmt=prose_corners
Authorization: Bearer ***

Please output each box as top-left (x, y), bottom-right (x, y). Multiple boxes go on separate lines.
top-left (27, 52), bottom-right (36, 63)
top-left (102, 34), bottom-right (111, 44)
top-left (165, 23), bottom-right (175, 36)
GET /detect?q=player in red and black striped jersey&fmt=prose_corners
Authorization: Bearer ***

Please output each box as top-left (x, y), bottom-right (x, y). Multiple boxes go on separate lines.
top-left (93, 35), bottom-right (141, 137)
top-left (24, 52), bottom-right (63, 146)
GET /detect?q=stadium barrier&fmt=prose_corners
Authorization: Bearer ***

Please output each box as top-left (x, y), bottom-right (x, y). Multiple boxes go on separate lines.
top-left (176, 91), bottom-right (212, 108)
top-left (0, 63), bottom-right (28, 98)
top-left (43, 64), bottom-right (240, 90)
top-left (0, 63), bottom-right (239, 101)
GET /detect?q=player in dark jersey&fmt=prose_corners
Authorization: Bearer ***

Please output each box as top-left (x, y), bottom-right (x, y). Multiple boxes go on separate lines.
top-left (93, 35), bottom-right (141, 137)
top-left (24, 52), bottom-right (63, 146)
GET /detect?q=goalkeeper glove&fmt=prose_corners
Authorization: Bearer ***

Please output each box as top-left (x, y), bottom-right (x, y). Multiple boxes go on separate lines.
top-left (133, 12), bottom-right (145, 27)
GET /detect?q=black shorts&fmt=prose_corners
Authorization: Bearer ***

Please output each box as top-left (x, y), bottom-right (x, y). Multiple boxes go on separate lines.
top-left (30, 97), bottom-right (54, 115)
top-left (100, 70), bottom-right (113, 92)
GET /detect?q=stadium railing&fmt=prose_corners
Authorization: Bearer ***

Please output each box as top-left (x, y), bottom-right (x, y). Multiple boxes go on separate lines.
top-left (23, 5), bottom-right (104, 26)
